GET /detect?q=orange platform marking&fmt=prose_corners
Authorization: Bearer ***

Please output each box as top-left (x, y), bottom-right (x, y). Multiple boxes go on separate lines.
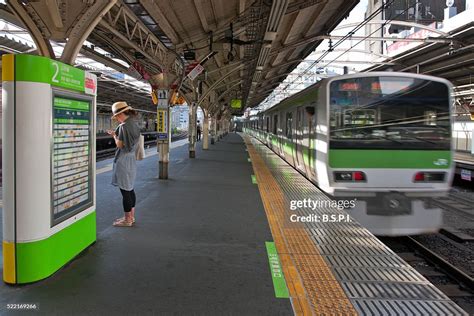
top-left (244, 136), bottom-right (357, 315)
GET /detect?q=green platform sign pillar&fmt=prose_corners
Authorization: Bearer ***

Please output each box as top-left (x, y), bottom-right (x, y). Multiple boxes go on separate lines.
top-left (2, 54), bottom-right (97, 284)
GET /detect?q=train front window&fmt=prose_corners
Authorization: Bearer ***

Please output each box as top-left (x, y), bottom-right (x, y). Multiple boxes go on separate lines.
top-left (329, 76), bottom-right (451, 150)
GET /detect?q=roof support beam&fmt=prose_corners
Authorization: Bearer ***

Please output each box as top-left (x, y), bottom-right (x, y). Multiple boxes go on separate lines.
top-left (194, 0), bottom-right (210, 32)
top-left (197, 64), bottom-right (245, 107)
top-left (7, 0), bottom-right (55, 58)
top-left (214, 78), bottom-right (243, 92)
top-left (61, 0), bottom-right (117, 64)
top-left (209, 80), bottom-right (242, 114)
top-left (139, 0), bottom-right (180, 44)
top-left (79, 46), bottom-right (129, 73)
top-left (45, 0), bottom-right (63, 29)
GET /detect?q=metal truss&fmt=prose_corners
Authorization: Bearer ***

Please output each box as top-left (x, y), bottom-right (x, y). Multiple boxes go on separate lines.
top-left (100, 1), bottom-right (171, 71)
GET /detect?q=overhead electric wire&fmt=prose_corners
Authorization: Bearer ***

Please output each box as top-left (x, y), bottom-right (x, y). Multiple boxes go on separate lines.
top-left (277, 0), bottom-right (398, 94)
top-left (321, 2), bottom-right (419, 70)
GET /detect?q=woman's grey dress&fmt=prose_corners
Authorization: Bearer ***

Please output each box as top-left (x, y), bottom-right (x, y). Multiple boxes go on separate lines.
top-left (111, 118), bottom-right (140, 191)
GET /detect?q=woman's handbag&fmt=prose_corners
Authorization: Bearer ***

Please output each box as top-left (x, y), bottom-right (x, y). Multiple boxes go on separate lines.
top-left (135, 134), bottom-right (145, 160)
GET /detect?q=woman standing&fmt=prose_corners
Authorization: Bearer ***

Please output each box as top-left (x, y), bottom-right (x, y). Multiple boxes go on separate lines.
top-left (107, 101), bottom-right (140, 227)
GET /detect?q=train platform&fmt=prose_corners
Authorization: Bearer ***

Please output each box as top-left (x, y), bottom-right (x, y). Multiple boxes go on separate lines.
top-left (0, 134), bottom-right (291, 315)
top-left (454, 151), bottom-right (474, 181)
top-left (454, 151), bottom-right (474, 165)
top-left (0, 133), bottom-right (468, 315)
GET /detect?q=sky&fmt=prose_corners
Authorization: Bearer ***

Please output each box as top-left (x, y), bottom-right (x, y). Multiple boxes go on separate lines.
top-left (256, 0), bottom-right (369, 111)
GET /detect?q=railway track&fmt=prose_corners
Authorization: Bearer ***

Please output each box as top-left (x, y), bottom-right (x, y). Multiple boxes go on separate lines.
top-left (429, 190), bottom-right (474, 220)
top-left (96, 132), bottom-right (188, 160)
top-left (403, 236), bottom-right (474, 291)
top-left (381, 235), bottom-right (474, 314)
top-left (0, 133), bottom-right (188, 183)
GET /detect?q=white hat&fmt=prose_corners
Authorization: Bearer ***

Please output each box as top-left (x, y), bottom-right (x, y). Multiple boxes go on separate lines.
top-left (111, 101), bottom-right (133, 117)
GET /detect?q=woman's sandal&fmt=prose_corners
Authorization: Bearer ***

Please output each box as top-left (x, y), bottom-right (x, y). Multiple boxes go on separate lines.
top-left (112, 218), bottom-right (134, 227)
top-left (113, 216), bottom-right (136, 224)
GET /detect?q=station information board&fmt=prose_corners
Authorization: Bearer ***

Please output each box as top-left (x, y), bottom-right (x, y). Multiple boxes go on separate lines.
top-left (157, 108), bottom-right (168, 140)
top-left (52, 96), bottom-right (93, 224)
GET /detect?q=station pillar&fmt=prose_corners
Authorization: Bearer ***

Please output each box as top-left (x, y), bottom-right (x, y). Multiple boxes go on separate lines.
top-left (203, 109), bottom-right (209, 150)
top-left (188, 102), bottom-right (197, 158)
top-left (156, 90), bottom-right (171, 179)
top-left (157, 123), bottom-right (170, 179)
top-left (210, 116), bottom-right (216, 145)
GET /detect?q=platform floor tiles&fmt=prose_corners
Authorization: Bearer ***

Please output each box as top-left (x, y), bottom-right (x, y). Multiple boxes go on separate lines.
top-left (245, 135), bottom-right (467, 316)
top-left (0, 134), bottom-right (292, 315)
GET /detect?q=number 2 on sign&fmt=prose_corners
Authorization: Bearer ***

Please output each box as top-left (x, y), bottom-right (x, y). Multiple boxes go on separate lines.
top-left (52, 62), bottom-right (59, 83)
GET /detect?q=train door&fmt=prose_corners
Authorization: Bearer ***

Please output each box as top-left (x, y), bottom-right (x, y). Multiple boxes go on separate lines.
top-left (265, 116), bottom-right (270, 145)
top-left (295, 107), bottom-right (305, 172)
top-left (279, 111), bottom-right (284, 156)
top-left (271, 113), bottom-right (278, 151)
top-left (284, 110), bottom-right (295, 165)
top-left (307, 105), bottom-right (317, 182)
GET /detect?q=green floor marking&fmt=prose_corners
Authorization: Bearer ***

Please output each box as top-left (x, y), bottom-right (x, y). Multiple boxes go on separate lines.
top-left (265, 242), bottom-right (289, 298)
top-left (251, 174), bottom-right (257, 184)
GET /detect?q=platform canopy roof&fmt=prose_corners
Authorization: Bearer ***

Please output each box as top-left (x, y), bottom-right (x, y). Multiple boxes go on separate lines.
top-left (93, 0), bottom-right (359, 115)
top-left (1, 0), bottom-right (359, 116)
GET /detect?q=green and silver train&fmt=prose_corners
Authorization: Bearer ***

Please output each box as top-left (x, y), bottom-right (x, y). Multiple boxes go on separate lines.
top-left (244, 72), bottom-right (454, 236)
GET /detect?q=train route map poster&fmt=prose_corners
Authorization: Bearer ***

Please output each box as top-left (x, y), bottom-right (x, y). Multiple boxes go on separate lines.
top-left (52, 96), bottom-right (93, 224)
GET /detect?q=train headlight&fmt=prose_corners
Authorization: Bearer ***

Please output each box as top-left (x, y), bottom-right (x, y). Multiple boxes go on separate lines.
top-left (413, 172), bottom-right (446, 182)
top-left (334, 171), bottom-right (366, 182)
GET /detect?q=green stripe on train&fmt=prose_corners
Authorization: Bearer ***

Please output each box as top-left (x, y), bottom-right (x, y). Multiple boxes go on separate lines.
top-left (282, 141), bottom-right (294, 156)
top-left (329, 150), bottom-right (451, 169)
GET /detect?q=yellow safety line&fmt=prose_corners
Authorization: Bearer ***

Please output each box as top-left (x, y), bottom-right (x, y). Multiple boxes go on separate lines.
top-left (244, 136), bottom-right (357, 315)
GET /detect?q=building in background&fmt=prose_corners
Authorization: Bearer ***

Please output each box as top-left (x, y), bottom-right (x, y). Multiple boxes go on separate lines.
top-left (171, 105), bottom-right (189, 131)
top-left (365, 0), bottom-right (472, 58)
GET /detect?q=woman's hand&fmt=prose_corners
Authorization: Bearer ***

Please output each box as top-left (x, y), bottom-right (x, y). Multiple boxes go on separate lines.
top-left (108, 129), bottom-right (124, 149)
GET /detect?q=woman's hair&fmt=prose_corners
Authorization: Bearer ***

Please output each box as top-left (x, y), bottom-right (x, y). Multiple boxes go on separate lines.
top-left (123, 109), bottom-right (138, 117)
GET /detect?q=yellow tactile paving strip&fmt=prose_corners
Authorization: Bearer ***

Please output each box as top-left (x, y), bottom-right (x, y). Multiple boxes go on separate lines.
top-left (244, 136), bottom-right (357, 316)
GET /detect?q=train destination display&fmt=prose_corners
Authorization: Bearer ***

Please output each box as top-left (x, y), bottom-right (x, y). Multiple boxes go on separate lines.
top-left (52, 96), bottom-right (93, 223)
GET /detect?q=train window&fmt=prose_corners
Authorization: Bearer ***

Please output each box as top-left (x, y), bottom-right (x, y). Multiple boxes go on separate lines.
top-left (286, 112), bottom-right (293, 139)
top-left (273, 115), bottom-right (278, 134)
top-left (329, 76), bottom-right (451, 150)
top-left (266, 117), bottom-right (270, 132)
